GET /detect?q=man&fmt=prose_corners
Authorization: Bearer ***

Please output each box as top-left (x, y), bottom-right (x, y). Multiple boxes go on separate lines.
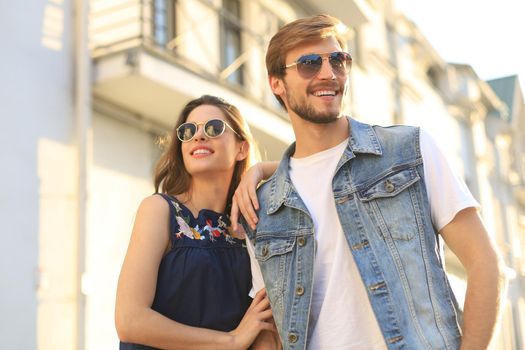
top-left (232, 14), bottom-right (506, 350)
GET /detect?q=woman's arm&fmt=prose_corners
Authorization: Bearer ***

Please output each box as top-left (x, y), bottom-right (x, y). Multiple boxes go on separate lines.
top-left (115, 195), bottom-right (274, 350)
top-left (231, 161), bottom-right (279, 231)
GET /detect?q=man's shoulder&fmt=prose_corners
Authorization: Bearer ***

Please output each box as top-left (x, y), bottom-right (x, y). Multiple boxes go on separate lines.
top-left (348, 119), bottom-right (421, 161)
top-left (256, 170), bottom-right (281, 199)
top-left (370, 123), bottom-right (420, 148)
top-left (349, 117), bottom-right (419, 143)
top-left (254, 160), bottom-right (290, 214)
top-left (371, 123), bottom-right (419, 135)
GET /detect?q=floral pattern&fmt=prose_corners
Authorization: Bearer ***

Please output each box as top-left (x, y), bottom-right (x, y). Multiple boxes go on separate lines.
top-left (171, 199), bottom-right (237, 244)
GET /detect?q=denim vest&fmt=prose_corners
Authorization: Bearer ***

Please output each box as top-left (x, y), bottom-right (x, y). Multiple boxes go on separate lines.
top-left (244, 118), bottom-right (463, 350)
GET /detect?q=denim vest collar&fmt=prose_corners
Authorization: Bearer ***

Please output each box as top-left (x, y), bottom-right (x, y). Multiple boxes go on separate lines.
top-left (266, 117), bottom-right (382, 215)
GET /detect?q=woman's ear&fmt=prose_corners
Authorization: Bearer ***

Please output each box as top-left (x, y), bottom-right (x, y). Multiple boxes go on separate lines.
top-left (236, 141), bottom-right (249, 161)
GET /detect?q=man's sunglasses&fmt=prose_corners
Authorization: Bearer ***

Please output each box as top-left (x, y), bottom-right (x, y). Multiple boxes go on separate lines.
top-left (283, 51), bottom-right (352, 79)
top-left (176, 119), bottom-right (240, 142)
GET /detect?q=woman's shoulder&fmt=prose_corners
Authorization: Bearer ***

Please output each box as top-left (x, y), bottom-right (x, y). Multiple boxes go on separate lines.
top-left (136, 194), bottom-right (171, 218)
top-left (128, 195), bottom-right (171, 248)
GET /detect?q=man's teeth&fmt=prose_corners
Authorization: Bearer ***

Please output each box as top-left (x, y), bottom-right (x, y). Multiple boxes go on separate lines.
top-left (193, 149), bottom-right (211, 155)
top-left (313, 90), bottom-right (336, 97)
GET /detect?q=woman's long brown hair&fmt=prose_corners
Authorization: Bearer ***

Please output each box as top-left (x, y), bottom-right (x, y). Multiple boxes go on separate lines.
top-left (154, 95), bottom-right (255, 212)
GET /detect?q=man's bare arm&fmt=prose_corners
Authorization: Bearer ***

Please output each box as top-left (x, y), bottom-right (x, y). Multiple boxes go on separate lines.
top-left (440, 207), bottom-right (507, 350)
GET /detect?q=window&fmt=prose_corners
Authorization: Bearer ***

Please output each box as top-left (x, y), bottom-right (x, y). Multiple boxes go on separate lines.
top-left (427, 65), bottom-right (440, 89)
top-left (352, 27), bottom-right (365, 69)
top-left (386, 24), bottom-right (398, 67)
top-left (221, 0), bottom-right (243, 86)
top-left (153, 0), bottom-right (177, 48)
top-left (254, 3), bottom-right (286, 109)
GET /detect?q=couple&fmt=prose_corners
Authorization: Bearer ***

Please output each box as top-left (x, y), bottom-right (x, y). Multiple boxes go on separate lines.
top-left (115, 14), bottom-right (505, 350)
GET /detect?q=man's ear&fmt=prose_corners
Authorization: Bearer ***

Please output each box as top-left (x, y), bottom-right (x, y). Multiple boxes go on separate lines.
top-left (269, 75), bottom-right (285, 96)
top-left (236, 141), bottom-right (249, 161)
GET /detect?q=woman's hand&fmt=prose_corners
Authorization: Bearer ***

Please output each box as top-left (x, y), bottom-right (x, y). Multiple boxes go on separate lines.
top-left (231, 163), bottom-right (264, 231)
top-left (252, 317), bottom-right (282, 350)
top-left (231, 161), bottom-right (279, 232)
top-left (229, 289), bottom-right (275, 350)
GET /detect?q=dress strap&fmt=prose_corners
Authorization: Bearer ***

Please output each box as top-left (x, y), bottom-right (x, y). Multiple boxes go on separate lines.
top-left (154, 193), bottom-right (179, 237)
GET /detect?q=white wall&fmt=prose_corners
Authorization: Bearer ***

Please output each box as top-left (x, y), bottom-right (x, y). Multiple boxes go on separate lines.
top-left (0, 0), bottom-right (75, 349)
top-left (85, 113), bottom-right (159, 349)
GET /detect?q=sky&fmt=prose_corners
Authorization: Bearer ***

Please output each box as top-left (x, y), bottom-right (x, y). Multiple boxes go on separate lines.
top-left (397, 0), bottom-right (525, 91)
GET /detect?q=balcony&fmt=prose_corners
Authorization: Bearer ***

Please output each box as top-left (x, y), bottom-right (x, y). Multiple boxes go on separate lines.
top-left (300, 0), bottom-right (374, 27)
top-left (90, 0), bottom-right (293, 158)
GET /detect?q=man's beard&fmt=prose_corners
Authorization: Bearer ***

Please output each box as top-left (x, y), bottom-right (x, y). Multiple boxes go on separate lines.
top-left (284, 82), bottom-right (343, 124)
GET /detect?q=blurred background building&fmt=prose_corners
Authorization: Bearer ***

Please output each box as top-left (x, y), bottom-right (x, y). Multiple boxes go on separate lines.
top-left (1, 0), bottom-right (524, 349)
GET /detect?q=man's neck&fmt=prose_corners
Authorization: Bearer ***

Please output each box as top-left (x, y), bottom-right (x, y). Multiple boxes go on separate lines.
top-left (291, 116), bottom-right (349, 158)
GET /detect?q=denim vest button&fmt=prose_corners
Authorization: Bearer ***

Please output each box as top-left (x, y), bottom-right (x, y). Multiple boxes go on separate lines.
top-left (296, 285), bottom-right (305, 296)
top-left (385, 180), bottom-right (395, 192)
top-left (261, 246), bottom-right (269, 257)
top-left (288, 333), bottom-right (298, 343)
top-left (297, 237), bottom-right (306, 246)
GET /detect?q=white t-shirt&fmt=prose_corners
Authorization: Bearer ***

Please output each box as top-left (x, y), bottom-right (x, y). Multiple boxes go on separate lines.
top-left (247, 129), bottom-right (478, 349)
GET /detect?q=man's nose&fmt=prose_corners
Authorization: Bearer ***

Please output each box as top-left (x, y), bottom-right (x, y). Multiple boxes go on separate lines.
top-left (316, 58), bottom-right (336, 79)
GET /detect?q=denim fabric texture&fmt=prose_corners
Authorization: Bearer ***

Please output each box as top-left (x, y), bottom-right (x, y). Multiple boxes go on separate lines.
top-left (244, 118), bottom-right (462, 350)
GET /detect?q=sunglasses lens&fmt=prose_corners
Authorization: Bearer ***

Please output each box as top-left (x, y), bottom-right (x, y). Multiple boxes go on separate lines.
top-left (177, 119), bottom-right (229, 142)
top-left (204, 119), bottom-right (226, 138)
top-left (294, 52), bottom-right (352, 78)
top-left (296, 54), bottom-right (323, 78)
top-left (329, 52), bottom-right (351, 75)
top-left (177, 123), bottom-right (197, 142)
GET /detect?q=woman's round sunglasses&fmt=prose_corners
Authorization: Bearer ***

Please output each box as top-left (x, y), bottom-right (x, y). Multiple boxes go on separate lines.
top-left (283, 51), bottom-right (352, 79)
top-left (176, 119), bottom-right (240, 142)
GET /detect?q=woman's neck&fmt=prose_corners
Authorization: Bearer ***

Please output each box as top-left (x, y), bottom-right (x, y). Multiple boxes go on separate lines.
top-left (178, 176), bottom-right (231, 217)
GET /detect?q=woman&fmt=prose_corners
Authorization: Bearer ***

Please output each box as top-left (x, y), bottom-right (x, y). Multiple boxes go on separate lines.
top-left (115, 95), bottom-right (277, 349)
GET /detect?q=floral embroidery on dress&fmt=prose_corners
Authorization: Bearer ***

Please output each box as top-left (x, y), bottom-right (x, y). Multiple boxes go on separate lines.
top-left (173, 201), bottom-right (182, 213)
top-left (171, 199), bottom-right (236, 243)
top-left (175, 216), bottom-right (194, 239)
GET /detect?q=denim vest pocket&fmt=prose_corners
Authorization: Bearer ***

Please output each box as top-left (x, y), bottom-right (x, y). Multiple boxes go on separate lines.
top-left (359, 167), bottom-right (420, 200)
top-left (254, 235), bottom-right (296, 262)
top-left (358, 167), bottom-right (422, 241)
top-left (254, 234), bottom-right (297, 317)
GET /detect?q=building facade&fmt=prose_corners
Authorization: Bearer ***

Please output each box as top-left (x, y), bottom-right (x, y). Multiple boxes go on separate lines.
top-left (1, 0), bottom-right (523, 349)
top-left (487, 75), bottom-right (525, 349)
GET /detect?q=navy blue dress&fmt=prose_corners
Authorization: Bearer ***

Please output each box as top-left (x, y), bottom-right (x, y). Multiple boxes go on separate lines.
top-left (120, 194), bottom-right (252, 349)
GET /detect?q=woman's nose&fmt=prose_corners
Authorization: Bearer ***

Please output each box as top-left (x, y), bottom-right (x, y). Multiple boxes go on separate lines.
top-left (193, 124), bottom-right (206, 140)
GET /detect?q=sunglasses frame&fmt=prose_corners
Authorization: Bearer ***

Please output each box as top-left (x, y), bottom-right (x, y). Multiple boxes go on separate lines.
top-left (176, 119), bottom-right (240, 142)
top-left (283, 51), bottom-right (352, 79)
